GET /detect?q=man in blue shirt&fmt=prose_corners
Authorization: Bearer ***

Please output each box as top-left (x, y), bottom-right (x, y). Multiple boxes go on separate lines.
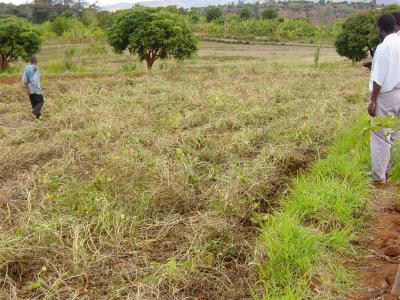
top-left (22, 56), bottom-right (44, 119)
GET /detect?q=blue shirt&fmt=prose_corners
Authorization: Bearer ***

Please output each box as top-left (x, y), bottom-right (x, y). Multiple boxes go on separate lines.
top-left (22, 64), bottom-right (42, 95)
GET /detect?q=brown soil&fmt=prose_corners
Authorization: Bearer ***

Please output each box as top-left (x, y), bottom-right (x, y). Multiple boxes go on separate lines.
top-left (0, 73), bottom-right (114, 85)
top-left (350, 184), bottom-right (400, 300)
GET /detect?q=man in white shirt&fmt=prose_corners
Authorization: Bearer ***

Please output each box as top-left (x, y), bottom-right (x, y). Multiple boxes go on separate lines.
top-left (369, 14), bottom-right (400, 185)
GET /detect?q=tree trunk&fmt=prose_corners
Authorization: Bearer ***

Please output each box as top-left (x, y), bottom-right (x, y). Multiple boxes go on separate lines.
top-left (146, 57), bottom-right (156, 70)
top-left (0, 55), bottom-right (9, 72)
top-left (145, 50), bottom-right (160, 70)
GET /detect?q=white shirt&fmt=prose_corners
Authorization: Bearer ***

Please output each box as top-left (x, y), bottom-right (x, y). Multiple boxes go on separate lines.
top-left (370, 33), bottom-right (400, 93)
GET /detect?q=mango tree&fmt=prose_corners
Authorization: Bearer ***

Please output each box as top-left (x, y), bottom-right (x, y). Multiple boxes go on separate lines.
top-left (334, 11), bottom-right (378, 63)
top-left (0, 17), bottom-right (42, 71)
top-left (107, 7), bottom-right (198, 70)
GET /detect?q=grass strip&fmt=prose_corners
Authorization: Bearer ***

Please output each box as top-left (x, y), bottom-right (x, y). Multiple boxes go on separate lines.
top-left (258, 117), bottom-right (371, 299)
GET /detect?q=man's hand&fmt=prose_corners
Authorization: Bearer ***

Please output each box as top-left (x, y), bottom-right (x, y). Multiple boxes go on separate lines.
top-left (368, 100), bottom-right (376, 117)
top-left (369, 82), bottom-right (381, 117)
top-left (363, 61), bottom-right (372, 69)
top-left (22, 83), bottom-right (29, 96)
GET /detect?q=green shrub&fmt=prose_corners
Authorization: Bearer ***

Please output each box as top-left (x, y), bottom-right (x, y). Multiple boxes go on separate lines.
top-left (83, 43), bottom-right (106, 55)
top-left (40, 17), bottom-right (106, 44)
top-left (122, 63), bottom-right (138, 73)
top-left (64, 48), bottom-right (76, 71)
top-left (46, 60), bottom-right (67, 73)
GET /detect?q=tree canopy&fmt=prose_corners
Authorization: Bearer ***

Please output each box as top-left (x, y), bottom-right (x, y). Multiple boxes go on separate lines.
top-left (262, 8), bottom-right (278, 19)
top-left (381, 4), bottom-right (400, 14)
top-left (335, 11), bottom-right (378, 62)
top-left (0, 0), bottom-right (88, 24)
top-left (107, 7), bottom-right (198, 69)
top-left (206, 6), bottom-right (223, 23)
top-left (239, 7), bottom-right (252, 20)
top-left (0, 17), bottom-right (42, 71)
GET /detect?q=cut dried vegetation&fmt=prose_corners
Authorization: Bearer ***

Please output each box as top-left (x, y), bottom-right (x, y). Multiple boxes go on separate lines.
top-left (0, 57), bottom-right (367, 298)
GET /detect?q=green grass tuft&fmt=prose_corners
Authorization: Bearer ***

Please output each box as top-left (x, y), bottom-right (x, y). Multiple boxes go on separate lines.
top-left (259, 212), bottom-right (318, 298)
top-left (258, 117), bottom-right (371, 298)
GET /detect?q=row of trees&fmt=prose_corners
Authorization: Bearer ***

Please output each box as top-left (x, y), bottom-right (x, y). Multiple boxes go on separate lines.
top-left (0, 0), bottom-right (279, 25)
top-left (200, 0), bottom-right (373, 24)
top-left (205, 6), bottom-right (278, 22)
top-left (2, 2), bottom-right (399, 71)
top-left (0, 0), bottom-right (373, 26)
top-left (0, 0), bottom-right (376, 47)
top-left (0, 0), bottom-right (88, 23)
top-left (0, 7), bottom-right (198, 71)
top-left (32, 7), bottom-right (337, 44)
top-left (194, 16), bottom-right (336, 42)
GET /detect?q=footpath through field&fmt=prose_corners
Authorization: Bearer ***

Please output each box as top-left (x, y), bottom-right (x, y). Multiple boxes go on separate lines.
top-left (351, 184), bottom-right (400, 299)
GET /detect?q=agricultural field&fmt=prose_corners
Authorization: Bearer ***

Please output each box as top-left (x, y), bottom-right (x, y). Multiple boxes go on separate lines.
top-left (1, 42), bottom-right (341, 76)
top-left (0, 42), bottom-right (370, 298)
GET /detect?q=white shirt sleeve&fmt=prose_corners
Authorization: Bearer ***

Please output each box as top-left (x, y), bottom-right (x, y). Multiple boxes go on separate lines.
top-left (371, 45), bottom-right (389, 87)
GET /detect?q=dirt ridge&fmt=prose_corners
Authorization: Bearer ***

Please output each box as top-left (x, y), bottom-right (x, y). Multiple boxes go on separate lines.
top-left (351, 184), bottom-right (400, 300)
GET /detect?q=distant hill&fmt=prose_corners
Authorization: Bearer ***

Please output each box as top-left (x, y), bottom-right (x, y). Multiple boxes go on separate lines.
top-left (101, 0), bottom-right (243, 11)
top-left (376, 0), bottom-right (400, 4)
top-left (101, 0), bottom-right (376, 13)
top-left (101, 2), bottom-right (133, 11)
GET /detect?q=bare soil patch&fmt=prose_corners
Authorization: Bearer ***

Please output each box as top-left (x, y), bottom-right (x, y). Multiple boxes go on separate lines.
top-left (351, 184), bottom-right (400, 300)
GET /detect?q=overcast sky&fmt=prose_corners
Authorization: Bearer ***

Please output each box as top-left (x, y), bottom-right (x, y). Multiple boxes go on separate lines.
top-left (0, 0), bottom-right (31, 4)
top-left (0, 0), bottom-right (139, 6)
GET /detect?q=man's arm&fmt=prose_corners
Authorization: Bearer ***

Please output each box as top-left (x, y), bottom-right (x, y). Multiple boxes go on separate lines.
top-left (21, 67), bottom-right (30, 96)
top-left (368, 46), bottom-right (388, 117)
top-left (363, 61), bottom-right (372, 69)
top-left (368, 81), bottom-right (382, 117)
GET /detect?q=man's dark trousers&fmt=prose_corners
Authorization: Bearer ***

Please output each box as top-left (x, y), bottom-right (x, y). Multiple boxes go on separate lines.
top-left (29, 94), bottom-right (44, 118)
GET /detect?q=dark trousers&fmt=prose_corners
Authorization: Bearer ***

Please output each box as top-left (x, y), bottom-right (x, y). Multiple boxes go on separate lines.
top-left (29, 94), bottom-right (44, 118)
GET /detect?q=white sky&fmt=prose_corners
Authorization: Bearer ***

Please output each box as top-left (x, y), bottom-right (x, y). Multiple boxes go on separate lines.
top-left (0, 0), bottom-right (140, 6)
top-left (0, 0), bottom-right (32, 4)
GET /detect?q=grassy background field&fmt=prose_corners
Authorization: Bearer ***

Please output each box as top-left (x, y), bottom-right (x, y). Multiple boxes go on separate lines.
top-left (1, 42), bottom-right (341, 77)
top-left (0, 42), bottom-right (368, 299)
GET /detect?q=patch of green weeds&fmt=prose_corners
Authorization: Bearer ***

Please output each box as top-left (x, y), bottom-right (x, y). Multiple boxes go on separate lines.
top-left (258, 117), bottom-right (371, 298)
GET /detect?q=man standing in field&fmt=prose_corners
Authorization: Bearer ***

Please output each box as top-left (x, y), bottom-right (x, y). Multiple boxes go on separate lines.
top-left (368, 14), bottom-right (400, 185)
top-left (22, 56), bottom-right (44, 119)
